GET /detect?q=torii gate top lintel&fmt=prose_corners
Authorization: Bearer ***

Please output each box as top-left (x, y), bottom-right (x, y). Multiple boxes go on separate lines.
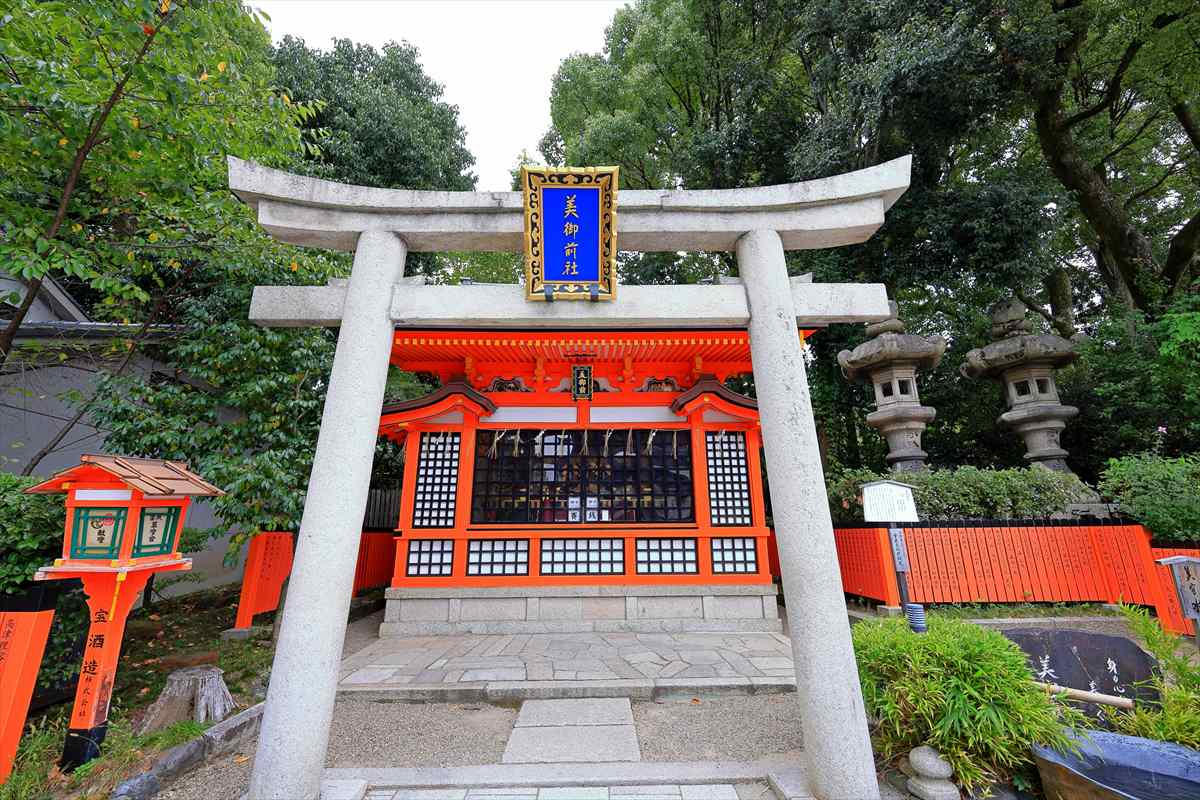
top-left (227, 154), bottom-right (912, 253)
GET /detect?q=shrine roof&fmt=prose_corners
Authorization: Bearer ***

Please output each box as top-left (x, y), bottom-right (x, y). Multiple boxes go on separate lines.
top-left (671, 377), bottom-right (758, 413)
top-left (390, 329), bottom-right (771, 369)
top-left (380, 381), bottom-right (497, 416)
top-left (25, 454), bottom-right (225, 497)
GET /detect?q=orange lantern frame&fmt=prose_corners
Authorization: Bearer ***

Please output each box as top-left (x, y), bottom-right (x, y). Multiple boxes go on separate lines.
top-left (21, 455), bottom-right (223, 771)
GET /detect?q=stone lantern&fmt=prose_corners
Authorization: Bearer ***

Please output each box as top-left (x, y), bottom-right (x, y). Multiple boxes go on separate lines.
top-left (960, 299), bottom-right (1078, 471)
top-left (838, 302), bottom-right (946, 471)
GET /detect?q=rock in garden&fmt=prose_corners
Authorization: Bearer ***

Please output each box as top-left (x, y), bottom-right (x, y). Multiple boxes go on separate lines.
top-left (1001, 628), bottom-right (1157, 721)
top-left (907, 745), bottom-right (959, 800)
top-left (909, 745), bottom-right (954, 779)
top-left (907, 775), bottom-right (962, 800)
top-left (110, 771), bottom-right (160, 800)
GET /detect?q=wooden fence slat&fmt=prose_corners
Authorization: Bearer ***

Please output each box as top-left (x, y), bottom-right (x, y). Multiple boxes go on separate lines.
top-left (836, 522), bottom-right (1192, 628)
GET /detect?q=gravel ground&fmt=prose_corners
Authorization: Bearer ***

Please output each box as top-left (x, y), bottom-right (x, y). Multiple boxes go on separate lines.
top-left (158, 700), bottom-right (517, 800)
top-left (325, 700), bottom-right (516, 767)
top-left (633, 695), bottom-right (804, 763)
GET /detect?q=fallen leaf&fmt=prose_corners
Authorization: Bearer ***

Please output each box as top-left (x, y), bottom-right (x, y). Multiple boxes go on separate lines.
top-left (234, 754), bottom-right (250, 764)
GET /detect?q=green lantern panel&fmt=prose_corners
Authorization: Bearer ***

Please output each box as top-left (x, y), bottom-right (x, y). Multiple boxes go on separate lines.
top-left (133, 506), bottom-right (180, 557)
top-left (70, 507), bottom-right (128, 559)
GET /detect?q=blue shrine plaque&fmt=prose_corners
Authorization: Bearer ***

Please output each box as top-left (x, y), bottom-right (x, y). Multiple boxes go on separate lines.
top-left (521, 166), bottom-right (618, 301)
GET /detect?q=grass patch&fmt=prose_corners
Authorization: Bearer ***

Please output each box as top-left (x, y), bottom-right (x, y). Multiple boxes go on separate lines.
top-left (1, 717), bottom-right (209, 800)
top-left (7, 584), bottom-right (278, 799)
top-left (927, 602), bottom-right (1118, 619)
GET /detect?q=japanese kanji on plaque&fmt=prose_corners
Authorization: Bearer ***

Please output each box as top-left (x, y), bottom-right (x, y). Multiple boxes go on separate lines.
top-left (521, 165), bottom-right (618, 301)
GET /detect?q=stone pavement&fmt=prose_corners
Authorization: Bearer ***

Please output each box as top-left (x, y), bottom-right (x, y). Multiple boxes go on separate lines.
top-left (363, 786), bottom-right (751, 800)
top-left (338, 632), bottom-right (796, 701)
top-left (504, 699), bottom-right (640, 764)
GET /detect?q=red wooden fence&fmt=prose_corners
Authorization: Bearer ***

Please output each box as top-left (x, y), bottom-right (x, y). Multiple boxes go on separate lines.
top-left (834, 522), bottom-right (1194, 635)
top-left (233, 530), bottom-right (396, 630)
top-left (1151, 546), bottom-right (1200, 636)
top-left (834, 527), bottom-right (901, 607)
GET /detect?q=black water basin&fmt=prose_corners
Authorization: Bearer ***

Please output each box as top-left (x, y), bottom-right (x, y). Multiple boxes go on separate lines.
top-left (1034, 730), bottom-right (1200, 800)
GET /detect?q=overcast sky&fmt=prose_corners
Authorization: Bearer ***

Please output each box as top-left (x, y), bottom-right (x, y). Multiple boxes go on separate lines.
top-left (252, 1), bottom-right (627, 190)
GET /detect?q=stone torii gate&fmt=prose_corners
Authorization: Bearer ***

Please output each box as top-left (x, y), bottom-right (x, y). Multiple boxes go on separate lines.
top-left (229, 154), bottom-right (912, 800)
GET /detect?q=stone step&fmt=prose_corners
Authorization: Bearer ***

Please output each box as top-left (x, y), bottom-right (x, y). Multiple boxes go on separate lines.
top-left (503, 698), bottom-right (640, 764)
top-left (320, 761), bottom-right (804, 800)
top-left (337, 676), bottom-right (795, 703)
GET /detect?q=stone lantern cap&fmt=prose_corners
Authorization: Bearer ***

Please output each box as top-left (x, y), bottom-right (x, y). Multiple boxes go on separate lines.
top-left (959, 334), bottom-right (1077, 379)
top-left (960, 299), bottom-right (1077, 380)
top-left (837, 302), bottom-right (946, 382)
top-left (25, 454), bottom-right (224, 497)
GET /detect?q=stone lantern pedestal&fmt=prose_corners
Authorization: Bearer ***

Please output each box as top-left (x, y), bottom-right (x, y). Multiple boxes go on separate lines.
top-left (961, 300), bottom-right (1078, 471)
top-left (838, 302), bottom-right (946, 471)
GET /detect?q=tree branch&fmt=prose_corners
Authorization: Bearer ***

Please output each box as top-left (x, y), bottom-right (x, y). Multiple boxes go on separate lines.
top-left (1172, 99), bottom-right (1200, 156)
top-left (0, 14), bottom-right (169, 368)
top-left (21, 259), bottom-right (197, 475)
top-left (1162, 210), bottom-right (1200, 299)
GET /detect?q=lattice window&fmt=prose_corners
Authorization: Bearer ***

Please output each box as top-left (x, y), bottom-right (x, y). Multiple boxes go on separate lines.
top-left (711, 537), bottom-right (758, 573)
top-left (471, 429), bottom-right (692, 524)
top-left (466, 539), bottom-right (530, 576)
top-left (635, 538), bottom-right (698, 574)
top-left (706, 431), bottom-right (752, 526)
top-left (405, 539), bottom-right (454, 577)
top-left (412, 432), bottom-right (460, 528)
top-left (539, 538), bottom-right (624, 575)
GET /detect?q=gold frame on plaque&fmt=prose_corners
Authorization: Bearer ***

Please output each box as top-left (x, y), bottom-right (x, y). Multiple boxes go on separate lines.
top-left (521, 165), bottom-right (618, 301)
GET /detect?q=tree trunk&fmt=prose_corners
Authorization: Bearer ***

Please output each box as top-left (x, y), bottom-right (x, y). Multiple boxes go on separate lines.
top-left (1045, 268), bottom-right (1077, 337)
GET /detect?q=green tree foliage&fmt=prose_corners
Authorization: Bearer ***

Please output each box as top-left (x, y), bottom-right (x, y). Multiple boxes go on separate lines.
top-left (0, 0), bottom-right (317, 365)
top-left (1098, 453), bottom-right (1200, 542)
top-left (544, 0), bottom-right (1200, 475)
top-left (271, 36), bottom-right (475, 191)
top-left (62, 28), bottom-right (477, 551)
top-left (88, 254), bottom-right (342, 545)
top-left (0, 472), bottom-right (63, 595)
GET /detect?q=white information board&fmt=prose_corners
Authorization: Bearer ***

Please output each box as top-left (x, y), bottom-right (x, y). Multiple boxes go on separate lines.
top-left (1159, 556), bottom-right (1200, 620)
top-left (862, 480), bottom-right (919, 523)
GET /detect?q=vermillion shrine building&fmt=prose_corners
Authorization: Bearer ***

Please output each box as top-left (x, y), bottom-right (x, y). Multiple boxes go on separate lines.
top-left (376, 329), bottom-right (799, 634)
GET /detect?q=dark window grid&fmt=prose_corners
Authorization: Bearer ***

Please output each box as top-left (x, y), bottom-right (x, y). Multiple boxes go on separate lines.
top-left (706, 431), bottom-right (753, 526)
top-left (466, 538), bottom-right (530, 576)
top-left (413, 432), bottom-right (461, 528)
top-left (406, 539), bottom-right (455, 577)
top-left (539, 537), bottom-right (625, 575)
top-left (471, 429), bottom-right (693, 525)
top-left (635, 538), bottom-right (699, 574)
top-left (711, 537), bottom-right (758, 574)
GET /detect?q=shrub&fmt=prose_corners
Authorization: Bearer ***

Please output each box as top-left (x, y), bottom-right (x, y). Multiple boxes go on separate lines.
top-left (828, 466), bottom-right (1091, 522)
top-left (0, 471), bottom-right (65, 595)
top-left (1105, 605), bottom-right (1200, 749)
top-left (1098, 453), bottom-right (1200, 542)
top-left (852, 617), bottom-right (1082, 792)
top-left (0, 471), bottom-right (90, 692)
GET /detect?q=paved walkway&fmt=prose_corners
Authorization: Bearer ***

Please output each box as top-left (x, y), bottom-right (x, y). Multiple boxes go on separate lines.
top-left (338, 632), bottom-right (796, 700)
top-left (363, 785), bottom-right (750, 800)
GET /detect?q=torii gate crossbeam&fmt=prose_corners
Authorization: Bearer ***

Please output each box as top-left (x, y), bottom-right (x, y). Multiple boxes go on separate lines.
top-left (229, 155), bottom-right (912, 800)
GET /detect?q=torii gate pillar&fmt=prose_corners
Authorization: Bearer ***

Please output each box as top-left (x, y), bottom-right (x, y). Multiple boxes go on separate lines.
top-left (230, 156), bottom-right (912, 800)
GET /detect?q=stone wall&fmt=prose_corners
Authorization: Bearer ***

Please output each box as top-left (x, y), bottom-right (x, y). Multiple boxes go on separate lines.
top-left (381, 584), bottom-right (782, 635)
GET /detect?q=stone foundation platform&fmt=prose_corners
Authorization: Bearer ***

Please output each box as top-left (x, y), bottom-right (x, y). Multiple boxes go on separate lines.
top-left (380, 584), bottom-right (782, 636)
